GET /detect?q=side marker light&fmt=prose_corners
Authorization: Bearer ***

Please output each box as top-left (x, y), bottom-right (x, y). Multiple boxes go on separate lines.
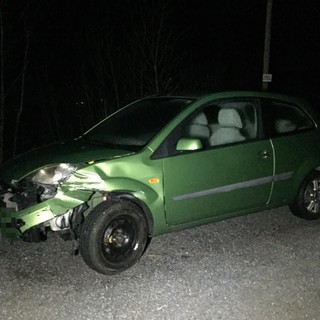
top-left (149, 178), bottom-right (160, 184)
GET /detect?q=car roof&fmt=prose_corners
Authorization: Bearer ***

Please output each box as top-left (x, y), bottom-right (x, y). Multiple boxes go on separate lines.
top-left (150, 90), bottom-right (307, 102)
top-left (147, 91), bottom-right (319, 122)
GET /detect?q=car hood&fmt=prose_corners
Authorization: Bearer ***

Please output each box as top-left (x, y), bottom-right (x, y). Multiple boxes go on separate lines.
top-left (0, 140), bottom-right (134, 183)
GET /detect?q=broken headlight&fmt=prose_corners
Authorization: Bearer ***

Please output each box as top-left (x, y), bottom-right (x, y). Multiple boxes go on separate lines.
top-left (31, 163), bottom-right (77, 185)
top-left (26, 163), bottom-right (77, 203)
top-left (2, 164), bottom-right (78, 211)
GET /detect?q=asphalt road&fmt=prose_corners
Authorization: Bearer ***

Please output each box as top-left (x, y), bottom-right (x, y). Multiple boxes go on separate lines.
top-left (1, 207), bottom-right (320, 320)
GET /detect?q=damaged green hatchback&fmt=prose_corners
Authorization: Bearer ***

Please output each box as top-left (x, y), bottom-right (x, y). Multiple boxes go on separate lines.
top-left (1, 91), bottom-right (320, 274)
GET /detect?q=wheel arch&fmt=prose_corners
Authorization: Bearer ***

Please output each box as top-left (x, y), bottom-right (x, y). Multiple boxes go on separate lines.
top-left (109, 192), bottom-right (154, 236)
top-left (289, 169), bottom-right (320, 219)
top-left (290, 162), bottom-right (320, 199)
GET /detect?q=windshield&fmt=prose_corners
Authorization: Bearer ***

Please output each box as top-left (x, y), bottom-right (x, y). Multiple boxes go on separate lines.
top-left (81, 97), bottom-right (193, 151)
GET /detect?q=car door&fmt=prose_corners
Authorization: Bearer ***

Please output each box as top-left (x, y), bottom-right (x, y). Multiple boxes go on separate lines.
top-left (161, 99), bottom-right (274, 226)
top-left (262, 99), bottom-right (318, 205)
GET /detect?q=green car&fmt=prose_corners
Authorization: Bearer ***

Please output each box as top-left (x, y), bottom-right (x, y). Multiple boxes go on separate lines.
top-left (1, 91), bottom-right (320, 274)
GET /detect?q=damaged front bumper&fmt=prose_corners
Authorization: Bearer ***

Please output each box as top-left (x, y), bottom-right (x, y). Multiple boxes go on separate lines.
top-left (0, 187), bottom-right (94, 241)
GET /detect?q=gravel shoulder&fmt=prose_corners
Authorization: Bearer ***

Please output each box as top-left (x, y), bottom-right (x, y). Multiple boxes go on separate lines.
top-left (1, 207), bottom-right (320, 320)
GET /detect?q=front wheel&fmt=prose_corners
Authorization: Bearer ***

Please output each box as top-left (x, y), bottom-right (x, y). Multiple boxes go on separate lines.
top-left (290, 171), bottom-right (320, 220)
top-left (80, 200), bottom-right (148, 275)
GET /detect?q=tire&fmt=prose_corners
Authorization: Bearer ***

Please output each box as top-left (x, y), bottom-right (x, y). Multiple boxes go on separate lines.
top-left (290, 171), bottom-right (320, 220)
top-left (80, 200), bottom-right (148, 275)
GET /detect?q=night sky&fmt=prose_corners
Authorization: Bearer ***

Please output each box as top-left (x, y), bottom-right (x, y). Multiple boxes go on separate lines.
top-left (30, 0), bottom-right (320, 90)
top-left (1, 0), bottom-right (320, 161)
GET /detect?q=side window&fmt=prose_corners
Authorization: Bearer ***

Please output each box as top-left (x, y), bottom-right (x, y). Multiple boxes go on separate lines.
top-left (152, 99), bottom-right (260, 159)
top-left (180, 99), bottom-right (260, 148)
top-left (208, 100), bottom-right (259, 146)
top-left (265, 101), bottom-right (314, 137)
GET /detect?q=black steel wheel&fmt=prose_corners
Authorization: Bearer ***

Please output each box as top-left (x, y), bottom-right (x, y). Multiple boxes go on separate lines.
top-left (290, 171), bottom-right (320, 220)
top-left (80, 200), bottom-right (148, 275)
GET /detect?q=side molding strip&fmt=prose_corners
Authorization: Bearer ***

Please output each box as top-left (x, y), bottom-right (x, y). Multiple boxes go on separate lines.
top-left (172, 171), bottom-right (293, 201)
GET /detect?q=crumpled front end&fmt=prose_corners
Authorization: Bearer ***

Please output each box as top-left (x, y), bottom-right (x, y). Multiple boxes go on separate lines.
top-left (0, 175), bottom-right (96, 242)
top-left (0, 143), bottom-right (138, 242)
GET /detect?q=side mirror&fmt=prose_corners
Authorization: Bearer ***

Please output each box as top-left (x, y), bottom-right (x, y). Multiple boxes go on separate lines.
top-left (176, 138), bottom-right (203, 151)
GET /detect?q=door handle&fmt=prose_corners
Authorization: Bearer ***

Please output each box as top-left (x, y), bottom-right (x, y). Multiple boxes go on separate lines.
top-left (259, 150), bottom-right (269, 159)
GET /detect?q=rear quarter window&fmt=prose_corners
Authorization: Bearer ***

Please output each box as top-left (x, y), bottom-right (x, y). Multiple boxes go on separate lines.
top-left (264, 100), bottom-right (315, 137)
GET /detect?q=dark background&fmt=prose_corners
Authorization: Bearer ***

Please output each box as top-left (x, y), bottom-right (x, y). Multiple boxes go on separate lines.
top-left (1, 0), bottom-right (320, 163)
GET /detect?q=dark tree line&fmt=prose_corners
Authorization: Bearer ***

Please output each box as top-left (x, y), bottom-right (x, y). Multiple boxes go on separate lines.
top-left (0, 0), bottom-right (187, 164)
top-left (0, 0), bottom-right (38, 163)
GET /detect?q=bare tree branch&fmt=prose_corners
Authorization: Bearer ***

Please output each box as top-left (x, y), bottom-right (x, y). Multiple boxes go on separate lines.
top-left (13, 26), bottom-right (29, 157)
top-left (0, 5), bottom-right (4, 164)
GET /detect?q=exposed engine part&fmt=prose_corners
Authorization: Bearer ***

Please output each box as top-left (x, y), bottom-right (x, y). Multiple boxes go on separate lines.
top-left (0, 179), bottom-right (57, 212)
top-left (37, 184), bottom-right (57, 202)
top-left (11, 180), bottom-right (40, 210)
top-left (2, 192), bottom-right (18, 211)
top-left (50, 209), bottom-right (73, 231)
top-left (48, 204), bottom-right (87, 255)
top-left (49, 204), bottom-right (87, 236)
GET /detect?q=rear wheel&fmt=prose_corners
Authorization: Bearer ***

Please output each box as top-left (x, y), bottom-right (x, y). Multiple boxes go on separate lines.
top-left (290, 171), bottom-right (320, 220)
top-left (80, 200), bottom-right (148, 275)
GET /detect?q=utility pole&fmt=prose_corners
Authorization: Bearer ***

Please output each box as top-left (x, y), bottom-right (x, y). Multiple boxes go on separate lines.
top-left (262, 0), bottom-right (273, 90)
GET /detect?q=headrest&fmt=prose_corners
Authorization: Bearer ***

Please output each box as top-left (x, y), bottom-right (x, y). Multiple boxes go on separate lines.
top-left (275, 119), bottom-right (296, 133)
top-left (191, 112), bottom-right (208, 125)
top-left (218, 109), bottom-right (243, 129)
